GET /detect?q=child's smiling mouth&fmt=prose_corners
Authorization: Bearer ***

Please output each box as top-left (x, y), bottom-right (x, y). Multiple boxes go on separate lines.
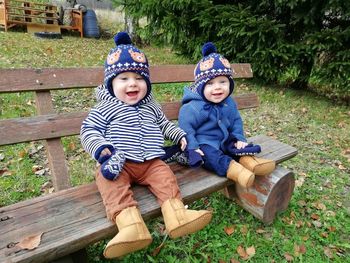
top-left (126, 91), bottom-right (139, 97)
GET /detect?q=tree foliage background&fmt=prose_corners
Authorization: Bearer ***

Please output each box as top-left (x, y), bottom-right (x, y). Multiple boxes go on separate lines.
top-left (114, 0), bottom-right (350, 102)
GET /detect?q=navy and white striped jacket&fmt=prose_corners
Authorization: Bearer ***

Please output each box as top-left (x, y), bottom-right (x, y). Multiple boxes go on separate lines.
top-left (80, 85), bottom-right (186, 162)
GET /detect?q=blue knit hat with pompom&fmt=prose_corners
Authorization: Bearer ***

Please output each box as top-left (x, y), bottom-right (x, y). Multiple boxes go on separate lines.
top-left (104, 32), bottom-right (151, 97)
top-left (193, 42), bottom-right (234, 100)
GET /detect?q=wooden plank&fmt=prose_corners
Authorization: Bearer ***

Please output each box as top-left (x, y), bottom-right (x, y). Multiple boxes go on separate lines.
top-left (0, 64), bottom-right (252, 93)
top-left (0, 112), bottom-right (87, 146)
top-left (248, 135), bottom-right (298, 163)
top-left (0, 135), bottom-right (296, 263)
top-left (7, 13), bottom-right (58, 20)
top-left (35, 91), bottom-right (71, 191)
top-left (6, 0), bottom-right (56, 7)
top-left (0, 94), bottom-right (258, 146)
top-left (27, 23), bottom-right (60, 33)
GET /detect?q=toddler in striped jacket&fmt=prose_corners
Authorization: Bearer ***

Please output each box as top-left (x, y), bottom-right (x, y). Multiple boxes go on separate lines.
top-left (80, 32), bottom-right (212, 259)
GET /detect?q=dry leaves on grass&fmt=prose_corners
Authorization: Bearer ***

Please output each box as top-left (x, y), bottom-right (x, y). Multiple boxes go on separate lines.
top-left (16, 233), bottom-right (43, 250)
top-left (294, 244), bottom-right (307, 256)
top-left (151, 241), bottom-right (165, 257)
top-left (237, 245), bottom-right (255, 260)
top-left (224, 225), bottom-right (235, 235)
top-left (284, 252), bottom-right (294, 262)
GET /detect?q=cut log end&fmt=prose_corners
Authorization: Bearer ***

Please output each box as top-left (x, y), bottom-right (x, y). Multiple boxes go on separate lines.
top-left (224, 166), bottom-right (295, 224)
top-left (261, 171), bottom-right (295, 224)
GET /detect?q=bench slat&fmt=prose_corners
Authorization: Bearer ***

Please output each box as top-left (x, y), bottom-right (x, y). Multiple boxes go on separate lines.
top-left (0, 64), bottom-right (252, 93)
top-left (0, 94), bottom-right (258, 146)
top-left (0, 135), bottom-right (296, 263)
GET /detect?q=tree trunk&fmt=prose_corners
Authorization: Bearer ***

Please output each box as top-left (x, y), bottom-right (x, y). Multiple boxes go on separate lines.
top-left (290, 55), bottom-right (314, 90)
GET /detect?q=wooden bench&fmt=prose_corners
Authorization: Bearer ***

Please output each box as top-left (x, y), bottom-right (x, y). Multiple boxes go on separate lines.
top-left (0, 64), bottom-right (298, 263)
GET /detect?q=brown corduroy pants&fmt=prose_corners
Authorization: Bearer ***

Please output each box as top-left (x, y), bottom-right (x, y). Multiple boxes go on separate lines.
top-left (95, 158), bottom-right (182, 222)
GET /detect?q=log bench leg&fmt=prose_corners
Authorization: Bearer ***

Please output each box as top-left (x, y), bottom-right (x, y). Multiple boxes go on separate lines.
top-left (222, 166), bottom-right (295, 224)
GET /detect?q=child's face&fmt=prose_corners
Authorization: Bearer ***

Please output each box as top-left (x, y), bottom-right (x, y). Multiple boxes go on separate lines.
top-left (203, 76), bottom-right (230, 103)
top-left (112, 72), bottom-right (148, 105)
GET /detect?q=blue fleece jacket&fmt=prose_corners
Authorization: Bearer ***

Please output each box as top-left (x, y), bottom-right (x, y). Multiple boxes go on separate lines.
top-left (179, 86), bottom-right (246, 151)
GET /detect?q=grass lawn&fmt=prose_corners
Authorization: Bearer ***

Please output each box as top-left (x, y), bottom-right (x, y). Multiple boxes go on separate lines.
top-left (0, 28), bottom-right (349, 262)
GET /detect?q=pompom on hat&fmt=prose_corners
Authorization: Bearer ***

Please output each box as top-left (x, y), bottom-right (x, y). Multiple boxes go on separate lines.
top-left (104, 32), bottom-right (151, 97)
top-left (193, 42), bottom-right (234, 100)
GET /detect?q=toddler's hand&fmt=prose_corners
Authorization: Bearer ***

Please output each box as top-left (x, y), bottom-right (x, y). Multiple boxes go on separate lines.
top-left (180, 137), bottom-right (187, 151)
top-left (195, 148), bottom-right (204, 156)
top-left (98, 147), bottom-right (114, 164)
top-left (100, 148), bottom-right (112, 157)
top-left (234, 141), bottom-right (248, 149)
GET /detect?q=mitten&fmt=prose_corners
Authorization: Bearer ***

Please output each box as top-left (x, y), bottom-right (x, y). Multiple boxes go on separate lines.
top-left (161, 145), bottom-right (182, 163)
top-left (100, 150), bottom-right (126, 180)
top-left (186, 149), bottom-right (203, 168)
top-left (227, 143), bottom-right (261, 156)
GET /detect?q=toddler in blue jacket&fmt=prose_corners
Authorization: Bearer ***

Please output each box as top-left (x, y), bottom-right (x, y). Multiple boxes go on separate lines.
top-left (179, 42), bottom-right (275, 188)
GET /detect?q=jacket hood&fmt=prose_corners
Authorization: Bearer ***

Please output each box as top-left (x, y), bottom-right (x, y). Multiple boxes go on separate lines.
top-left (182, 85), bottom-right (204, 105)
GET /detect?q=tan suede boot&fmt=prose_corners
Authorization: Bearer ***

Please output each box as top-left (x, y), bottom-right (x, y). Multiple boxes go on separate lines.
top-left (227, 160), bottom-right (255, 188)
top-left (103, 206), bottom-right (152, 259)
top-left (161, 198), bottom-right (212, 239)
top-left (239, 156), bottom-right (276, 176)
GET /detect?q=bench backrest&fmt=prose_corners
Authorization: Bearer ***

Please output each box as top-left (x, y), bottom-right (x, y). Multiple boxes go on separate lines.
top-left (0, 64), bottom-right (255, 191)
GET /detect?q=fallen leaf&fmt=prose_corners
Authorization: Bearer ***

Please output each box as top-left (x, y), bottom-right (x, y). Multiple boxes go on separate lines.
top-left (41, 181), bottom-right (54, 194)
top-left (325, 210), bottom-right (336, 217)
top-left (152, 241), bottom-right (165, 256)
top-left (294, 244), bottom-right (307, 256)
top-left (314, 140), bottom-right (324, 145)
top-left (17, 233), bottom-right (43, 250)
top-left (295, 177), bottom-right (305, 187)
top-left (46, 47), bottom-right (53, 55)
top-left (324, 246), bottom-right (334, 259)
top-left (299, 244), bottom-right (306, 254)
top-left (328, 226), bottom-right (336, 232)
top-left (267, 131), bottom-right (275, 137)
top-left (37, 145), bottom-right (44, 151)
top-left (246, 246), bottom-right (255, 257)
top-left (237, 245), bottom-right (249, 260)
top-left (284, 252), bottom-right (294, 262)
top-left (302, 235), bottom-right (309, 241)
top-left (240, 225), bottom-right (248, 235)
top-left (338, 164), bottom-right (346, 170)
top-left (19, 150), bottom-right (27, 158)
top-left (298, 200), bottom-right (307, 207)
top-left (338, 121), bottom-right (345, 128)
top-left (312, 221), bottom-right (322, 228)
top-left (315, 202), bottom-right (327, 211)
top-left (224, 225), bottom-right (235, 235)
top-left (311, 214), bottom-right (320, 220)
top-left (295, 220), bottom-right (304, 228)
top-left (256, 228), bottom-right (266, 234)
top-left (320, 232), bottom-right (328, 238)
top-left (35, 169), bottom-right (46, 176)
top-left (0, 169), bottom-right (12, 176)
top-left (69, 142), bottom-right (76, 151)
top-left (32, 165), bottom-right (42, 172)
